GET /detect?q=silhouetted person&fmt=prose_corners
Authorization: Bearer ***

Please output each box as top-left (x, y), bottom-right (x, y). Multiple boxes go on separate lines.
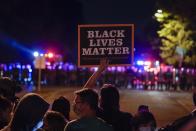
top-left (64, 88), bottom-right (113, 131)
top-left (133, 105), bottom-right (157, 131)
top-left (159, 92), bottom-right (196, 131)
top-left (137, 105), bottom-right (149, 113)
top-left (99, 84), bottom-right (133, 131)
top-left (0, 77), bottom-right (22, 102)
top-left (52, 96), bottom-right (70, 121)
top-left (0, 96), bottom-right (13, 130)
top-left (43, 111), bottom-right (67, 131)
top-left (83, 59), bottom-right (133, 131)
top-left (0, 93), bottom-right (49, 131)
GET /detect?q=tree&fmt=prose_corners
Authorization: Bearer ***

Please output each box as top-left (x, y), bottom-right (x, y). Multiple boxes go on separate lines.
top-left (155, 9), bottom-right (196, 67)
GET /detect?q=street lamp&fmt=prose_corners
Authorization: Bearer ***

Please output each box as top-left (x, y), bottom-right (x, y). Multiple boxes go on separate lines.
top-left (157, 9), bottom-right (162, 13)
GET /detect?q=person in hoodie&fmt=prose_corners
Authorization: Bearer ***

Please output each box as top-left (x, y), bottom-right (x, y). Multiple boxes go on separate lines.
top-left (0, 93), bottom-right (49, 131)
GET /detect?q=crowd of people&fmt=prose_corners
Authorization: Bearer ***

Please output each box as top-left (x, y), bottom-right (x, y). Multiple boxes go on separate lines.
top-left (0, 59), bottom-right (196, 131)
top-left (1, 63), bottom-right (196, 91)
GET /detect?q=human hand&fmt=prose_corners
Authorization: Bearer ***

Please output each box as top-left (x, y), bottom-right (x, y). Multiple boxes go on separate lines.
top-left (98, 58), bottom-right (109, 72)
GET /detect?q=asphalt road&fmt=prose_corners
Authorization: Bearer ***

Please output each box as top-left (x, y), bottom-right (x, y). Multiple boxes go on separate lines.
top-left (17, 87), bottom-right (194, 127)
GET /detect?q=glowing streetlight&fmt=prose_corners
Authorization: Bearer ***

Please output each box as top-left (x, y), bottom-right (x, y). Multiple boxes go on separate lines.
top-left (157, 9), bottom-right (162, 13)
top-left (154, 9), bottom-right (168, 22)
top-left (33, 51), bottom-right (39, 57)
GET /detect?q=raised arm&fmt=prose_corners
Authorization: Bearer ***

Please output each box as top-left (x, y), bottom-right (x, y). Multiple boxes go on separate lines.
top-left (83, 59), bottom-right (109, 89)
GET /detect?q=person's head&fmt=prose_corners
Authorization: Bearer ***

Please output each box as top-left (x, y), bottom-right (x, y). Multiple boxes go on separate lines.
top-left (10, 93), bottom-right (49, 131)
top-left (133, 111), bottom-right (157, 131)
top-left (73, 88), bottom-right (98, 117)
top-left (52, 96), bottom-right (70, 120)
top-left (138, 105), bottom-right (149, 113)
top-left (43, 111), bottom-right (66, 131)
top-left (0, 77), bottom-right (21, 102)
top-left (0, 96), bottom-right (13, 128)
top-left (100, 84), bottom-right (120, 111)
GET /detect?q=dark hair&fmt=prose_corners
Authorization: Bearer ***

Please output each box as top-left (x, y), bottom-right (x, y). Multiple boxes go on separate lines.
top-left (52, 96), bottom-right (70, 120)
top-left (133, 111), bottom-right (157, 130)
top-left (100, 84), bottom-right (120, 110)
top-left (0, 77), bottom-right (21, 102)
top-left (0, 96), bottom-right (12, 111)
top-left (159, 114), bottom-right (196, 131)
top-left (138, 105), bottom-right (149, 113)
top-left (43, 111), bottom-right (66, 131)
top-left (0, 96), bottom-right (12, 129)
top-left (75, 88), bottom-right (98, 110)
top-left (10, 93), bottom-right (49, 131)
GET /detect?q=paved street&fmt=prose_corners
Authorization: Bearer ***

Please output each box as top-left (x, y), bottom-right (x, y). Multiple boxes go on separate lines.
top-left (17, 87), bottom-right (194, 127)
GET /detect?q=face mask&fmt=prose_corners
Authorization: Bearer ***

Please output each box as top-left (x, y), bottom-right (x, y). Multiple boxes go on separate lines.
top-left (139, 127), bottom-right (152, 131)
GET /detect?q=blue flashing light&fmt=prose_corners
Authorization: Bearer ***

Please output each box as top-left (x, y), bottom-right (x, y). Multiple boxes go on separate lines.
top-left (155, 61), bottom-right (160, 66)
top-left (117, 67), bottom-right (122, 72)
top-left (26, 65), bottom-right (31, 69)
top-left (33, 51), bottom-right (39, 57)
top-left (29, 69), bottom-right (32, 73)
top-left (47, 66), bottom-right (52, 70)
top-left (68, 65), bottom-right (74, 70)
top-left (16, 64), bottom-right (21, 69)
top-left (8, 65), bottom-right (12, 70)
top-left (22, 65), bottom-right (25, 69)
top-left (90, 67), bottom-right (98, 72)
top-left (58, 66), bottom-right (62, 70)
top-left (24, 78), bottom-right (28, 82)
top-left (111, 67), bottom-right (116, 71)
top-left (3, 65), bottom-right (7, 71)
top-left (137, 61), bottom-right (144, 65)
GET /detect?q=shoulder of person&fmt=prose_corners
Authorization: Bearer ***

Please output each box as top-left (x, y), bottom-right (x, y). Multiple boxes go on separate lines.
top-left (64, 120), bottom-right (77, 131)
top-left (96, 117), bottom-right (112, 128)
top-left (159, 113), bottom-right (194, 131)
top-left (0, 125), bottom-right (10, 131)
top-left (119, 111), bottom-right (133, 119)
top-left (66, 119), bottom-right (80, 126)
top-left (192, 108), bottom-right (196, 114)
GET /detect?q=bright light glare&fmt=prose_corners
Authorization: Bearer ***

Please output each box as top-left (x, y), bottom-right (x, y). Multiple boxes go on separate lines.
top-left (154, 13), bottom-right (163, 18)
top-left (155, 61), bottom-right (160, 66)
top-left (157, 9), bottom-right (162, 13)
top-left (48, 53), bottom-right (54, 58)
top-left (144, 61), bottom-right (151, 66)
top-left (33, 51), bottom-right (39, 57)
top-left (137, 61), bottom-right (144, 65)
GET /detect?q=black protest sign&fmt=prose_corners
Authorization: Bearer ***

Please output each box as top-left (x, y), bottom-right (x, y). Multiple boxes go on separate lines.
top-left (78, 24), bottom-right (134, 67)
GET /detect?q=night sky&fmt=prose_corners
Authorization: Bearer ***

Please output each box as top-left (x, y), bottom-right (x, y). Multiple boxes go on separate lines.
top-left (0, 0), bottom-right (157, 63)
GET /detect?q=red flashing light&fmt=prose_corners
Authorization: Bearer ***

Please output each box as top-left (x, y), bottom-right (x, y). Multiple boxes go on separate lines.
top-left (48, 53), bottom-right (54, 58)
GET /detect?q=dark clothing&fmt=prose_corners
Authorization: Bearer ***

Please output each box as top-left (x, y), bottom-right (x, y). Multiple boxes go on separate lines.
top-left (0, 121), bottom-right (7, 130)
top-left (158, 109), bottom-right (196, 131)
top-left (10, 93), bottom-right (49, 131)
top-left (64, 117), bottom-right (113, 131)
top-left (97, 109), bottom-right (133, 131)
top-left (133, 112), bottom-right (157, 131)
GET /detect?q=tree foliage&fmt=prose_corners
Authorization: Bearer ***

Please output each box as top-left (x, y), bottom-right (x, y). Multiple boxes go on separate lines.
top-left (155, 0), bottom-right (196, 67)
